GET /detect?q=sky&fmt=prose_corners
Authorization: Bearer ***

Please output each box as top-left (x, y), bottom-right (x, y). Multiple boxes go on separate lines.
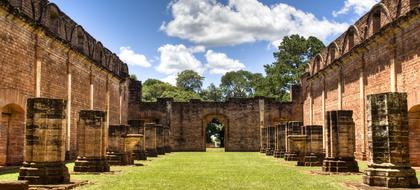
top-left (50, 0), bottom-right (379, 87)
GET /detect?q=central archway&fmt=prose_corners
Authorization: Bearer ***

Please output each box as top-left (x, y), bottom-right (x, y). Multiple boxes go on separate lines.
top-left (202, 114), bottom-right (228, 151)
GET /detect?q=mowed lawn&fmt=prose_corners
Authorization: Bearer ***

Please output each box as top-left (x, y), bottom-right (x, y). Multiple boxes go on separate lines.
top-left (0, 149), bottom-right (419, 190)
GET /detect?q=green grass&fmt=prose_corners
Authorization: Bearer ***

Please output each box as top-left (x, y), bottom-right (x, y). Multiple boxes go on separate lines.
top-left (0, 151), bottom-right (419, 190)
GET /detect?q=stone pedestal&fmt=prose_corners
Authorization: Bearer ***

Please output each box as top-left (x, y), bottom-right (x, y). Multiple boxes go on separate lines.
top-left (145, 123), bottom-right (158, 157)
top-left (123, 134), bottom-right (142, 165)
top-left (74, 110), bottom-right (109, 172)
top-left (18, 98), bottom-right (70, 184)
top-left (265, 126), bottom-right (275, 156)
top-left (164, 126), bottom-right (171, 153)
top-left (128, 120), bottom-right (147, 160)
top-left (299, 125), bottom-right (324, 166)
top-left (156, 124), bottom-right (165, 155)
top-left (284, 121), bottom-right (303, 160)
top-left (260, 127), bottom-right (267, 153)
top-left (363, 93), bottom-right (418, 188)
top-left (274, 124), bottom-right (286, 158)
top-left (322, 110), bottom-right (359, 172)
top-left (107, 125), bottom-right (130, 165)
top-left (285, 135), bottom-right (306, 162)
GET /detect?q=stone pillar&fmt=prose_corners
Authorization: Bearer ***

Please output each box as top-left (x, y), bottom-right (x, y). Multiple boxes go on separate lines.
top-left (144, 123), bottom-right (158, 157)
top-left (260, 127), bottom-right (267, 153)
top-left (74, 110), bottom-right (109, 172)
top-left (156, 124), bottom-right (165, 155)
top-left (106, 125), bottom-right (130, 165)
top-left (123, 134), bottom-right (142, 165)
top-left (363, 93), bottom-right (418, 188)
top-left (265, 126), bottom-right (275, 156)
top-left (18, 98), bottom-right (70, 184)
top-left (128, 120), bottom-right (147, 160)
top-left (299, 125), bottom-right (324, 166)
top-left (164, 126), bottom-right (171, 153)
top-left (284, 121), bottom-right (303, 161)
top-left (322, 110), bottom-right (359, 172)
top-left (274, 124), bottom-right (286, 158)
top-left (285, 135), bottom-right (307, 163)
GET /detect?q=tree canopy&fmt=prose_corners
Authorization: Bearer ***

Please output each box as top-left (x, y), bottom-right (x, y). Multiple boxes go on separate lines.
top-left (176, 70), bottom-right (204, 93)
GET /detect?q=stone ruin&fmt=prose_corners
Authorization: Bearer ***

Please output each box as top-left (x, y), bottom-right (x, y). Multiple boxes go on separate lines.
top-left (107, 125), bottom-right (131, 165)
top-left (74, 110), bottom-right (110, 172)
top-left (18, 98), bottom-right (70, 184)
top-left (273, 124), bottom-right (286, 158)
top-left (164, 126), bottom-right (171, 153)
top-left (128, 119), bottom-right (147, 160)
top-left (144, 123), bottom-right (158, 157)
top-left (298, 125), bottom-right (324, 166)
top-left (286, 135), bottom-right (307, 163)
top-left (260, 127), bottom-right (267, 153)
top-left (284, 121), bottom-right (303, 161)
top-left (322, 110), bottom-right (359, 173)
top-left (156, 124), bottom-right (166, 155)
top-left (265, 126), bottom-right (275, 156)
top-left (363, 93), bottom-right (418, 188)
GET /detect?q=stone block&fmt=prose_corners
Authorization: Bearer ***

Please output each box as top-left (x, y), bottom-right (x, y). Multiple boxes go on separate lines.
top-left (0, 180), bottom-right (28, 190)
top-left (144, 123), bottom-right (158, 157)
top-left (300, 125), bottom-right (324, 166)
top-left (164, 126), bottom-right (171, 153)
top-left (107, 125), bottom-right (132, 165)
top-left (18, 98), bottom-right (70, 184)
top-left (265, 126), bottom-right (275, 156)
top-left (260, 127), bottom-right (267, 153)
top-left (363, 92), bottom-right (418, 188)
top-left (156, 124), bottom-right (165, 155)
top-left (274, 124), bottom-right (286, 158)
top-left (284, 121), bottom-right (303, 160)
top-left (285, 135), bottom-right (306, 162)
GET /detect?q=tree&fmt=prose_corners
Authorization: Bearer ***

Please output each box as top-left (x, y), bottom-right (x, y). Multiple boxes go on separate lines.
top-left (264, 35), bottom-right (325, 101)
top-left (201, 83), bottom-right (223, 102)
top-left (220, 70), bottom-right (262, 98)
top-left (142, 78), bottom-right (201, 102)
top-left (176, 70), bottom-right (204, 93)
top-left (206, 118), bottom-right (224, 147)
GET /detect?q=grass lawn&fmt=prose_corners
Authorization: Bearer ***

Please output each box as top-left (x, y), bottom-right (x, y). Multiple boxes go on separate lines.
top-left (0, 149), bottom-right (419, 190)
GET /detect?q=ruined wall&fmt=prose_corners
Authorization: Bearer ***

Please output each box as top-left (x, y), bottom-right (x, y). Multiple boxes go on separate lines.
top-left (301, 0), bottom-right (420, 164)
top-left (0, 0), bottom-right (131, 164)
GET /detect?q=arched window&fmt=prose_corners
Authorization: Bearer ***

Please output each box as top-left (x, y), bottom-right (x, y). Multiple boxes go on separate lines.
top-left (372, 11), bottom-right (381, 34)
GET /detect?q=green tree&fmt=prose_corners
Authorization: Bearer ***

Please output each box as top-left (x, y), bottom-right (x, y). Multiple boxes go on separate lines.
top-left (220, 70), bottom-right (262, 98)
top-left (142, 78), bottom-right (201, 102)
top-left (201, 83), bottom-right (223, 102)
top-left (264, 35), bottom-right (325, 101)
top-left (176, 70), bottom-right (204, 93)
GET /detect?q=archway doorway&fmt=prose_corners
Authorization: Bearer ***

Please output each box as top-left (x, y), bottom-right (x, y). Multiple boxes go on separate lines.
top-left (0, 103), bottom-right (25, 166)
top-left (409, 105), bottom-right (420, 166)
top-left (202, 114), bottom-right (228, 152)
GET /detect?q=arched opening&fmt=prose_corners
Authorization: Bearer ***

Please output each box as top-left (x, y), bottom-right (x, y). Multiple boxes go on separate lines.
top-left (409, 105), bottom-right (420, 166)
top-left (205, 118), bottom-right (225, 150)
top-left (372, 11), bottom-right (381, 34)
top-left (0, 104), bottom-right (25, 166)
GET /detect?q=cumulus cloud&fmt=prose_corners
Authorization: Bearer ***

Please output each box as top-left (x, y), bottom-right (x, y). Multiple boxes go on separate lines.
top-left (205, 50), bottom-right (245, 74)
top-left (161, 0), bottom-right (349, 47)
top-left (156, 44), bottom-right (205, 80)
top-left (333, 0), bottom-right (379, 17)
top-left (118, 46), bottom-right (151, 67)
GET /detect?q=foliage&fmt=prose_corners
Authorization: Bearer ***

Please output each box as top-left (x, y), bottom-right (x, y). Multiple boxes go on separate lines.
top-left (142, 78), bottom-right (200, 102)
top-left (201, 83), bottom-right (223, 102)
top-left (129, 74), bottom-right (138, 80)
top-left (220, 70), bottom-right (263, 98)
top-left (206, 118), bottom-right (224, 147)
top-left (263, 35), bottom-right (325, 101)
top-left (176, 70), bottom-right (205, 93)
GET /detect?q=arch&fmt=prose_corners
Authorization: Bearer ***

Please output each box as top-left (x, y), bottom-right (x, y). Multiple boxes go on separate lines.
top-left (311, 54), bottom-right (323, 75)
top-left (120, 63), bottom-right (129, 78)
top-left (409, 104), bottom-right (420, 166)
top-left (342, 25), bottom-right (361, 54)
top-left (93, 42), bottom-right (104, 64)
top-left (0, 103), bottom-right (25, 166)
top-left (326, 42), bottom-right (340, 65)
top-left (202, 114), bottom-right (229, 151)
top-left (31, 0), bottom-right (48, 21)
top-left (70, 25), bottom-right (88, 55)
top-left (41, 3), bottom-right (65, 39)
top-left (366, 3), bottom-right (392, 37)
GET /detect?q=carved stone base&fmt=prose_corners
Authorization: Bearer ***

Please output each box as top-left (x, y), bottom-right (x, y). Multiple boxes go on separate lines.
top-left (106, 152), bottom-right (133, 166)
top-left (133, 150), bottom-right (147, 160)
top-left (157, 147), bottom-right (166, 155)
top-left (18, 162), bottom-right (70, 185)
top-left (165, 146), bottom-right (172, 153)
top-left (146, 149), bottom-right (158, 157)
top-left (74, 157), bottom-right (110, 172)
top-left (363, 164), bottom-right (418, 188)
top-left (260, 147), bottom-right (266, 153)
top-left (284, 152), bottom-right (299, 161)
top-left (265, 148), bottom-right (274, 156)
top-left (273, 150), bottom-right (285, 158)
top-left (297, 154), bottom-right (324, 166)
top-left (322, 157), bottom-right (359, 172)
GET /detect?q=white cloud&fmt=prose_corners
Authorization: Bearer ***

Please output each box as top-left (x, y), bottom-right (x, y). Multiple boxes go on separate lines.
top-left (333, 0), bottom-right (379, 17)
top-left (118, 46), bottom-right (151, 67)
top-left (161, 0), bottom-right (349, 47)
top-left (156, 44), bottom-right (205, 76)
top-left (161, 74), bottom-right (178, 85)
top-left (205, 50), bottom-right (245, 74)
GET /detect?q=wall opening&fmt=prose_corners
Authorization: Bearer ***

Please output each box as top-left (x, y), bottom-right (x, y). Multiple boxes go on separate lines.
top-left (372, 11), bottom-right (381, 34)
top-left (409, 105), bottom-right (420, 166)
top-left (205, 118), bottom-right (225, 151)
top-left (0, 104), bottom-right (25, 166)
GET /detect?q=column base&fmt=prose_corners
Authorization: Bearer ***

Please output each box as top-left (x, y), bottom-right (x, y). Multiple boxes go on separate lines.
top-left (363, 164), bottom-right (418, 188)
top-left (133, 150), bottom-right (147, 160)
top-left (260, 147), bottom-right (266, 153)
top-left (273, 149), bottom-right (283, 158)
top-left (297, 153), bottom-right (324, 167)
top-left (74, 157), bottom-right (110, 172)
top-left (284, 152), bottom-right (299, 161)
top-left (18, 161), bottom-right (70, 185)
top-left (106, 152), bottom-right (133, 166)
top-left (146, 149), bottom-right (158, 157)
top-left (265, 148), bottom-right (274, 156)
top-left (165, 146), bottom-right (172, 153)
top-left (322, 157), bottom-right (359, 172)
top-left (157, 147), bottom-right (166, 155)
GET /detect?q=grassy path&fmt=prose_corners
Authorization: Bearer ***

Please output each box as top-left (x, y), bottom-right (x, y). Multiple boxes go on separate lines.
top-left (0, 150), bottom-right (419, 190)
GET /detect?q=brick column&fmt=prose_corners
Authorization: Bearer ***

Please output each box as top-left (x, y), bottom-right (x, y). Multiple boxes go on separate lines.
top-left (74, 110), bottom-right (109, 172)
top-left (299, 125), bottom-right (324, 166)
top-left (123, 134), bottom-right (142, 165)
top-left (285, 135), bottom-right (307, 163)
top-left (106, 125), bottom-right (130, 165)
top-left (274, 124), bottom-right (286, 158)
top-left (363, 93), bottom-right (418, 188)
top-left (128, 120), bottom-right (147, 160)
top-left (260, 127), bottom-right (267, 153)
top-left (18, 98), bottom-right (70, 184)
top-left (265, 126), bottom-right (275, 156)
top-left (144, 123), bottom-right (158, 157)
top-left (164, 126), bottom-right (171, 153)
top-left (284, 121), bottom-right (303, 161)
top-left (156, 124), bottom-right (165, 155)
top-left (322, 110), bottom-right (359, 172)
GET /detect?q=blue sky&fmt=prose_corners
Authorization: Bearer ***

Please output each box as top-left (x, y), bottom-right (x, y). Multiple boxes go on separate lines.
top-left (50, 0), bottom-right (379, 87)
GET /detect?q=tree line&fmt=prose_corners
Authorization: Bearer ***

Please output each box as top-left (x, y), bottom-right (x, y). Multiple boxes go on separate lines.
top-left (136, 35), bottom-right (325, 102)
